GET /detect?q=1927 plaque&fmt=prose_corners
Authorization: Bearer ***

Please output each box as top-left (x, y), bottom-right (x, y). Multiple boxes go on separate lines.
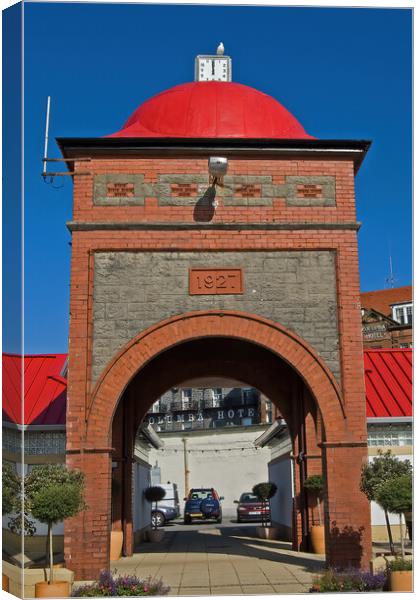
top-left (189, 268), bottom-right (243, 295)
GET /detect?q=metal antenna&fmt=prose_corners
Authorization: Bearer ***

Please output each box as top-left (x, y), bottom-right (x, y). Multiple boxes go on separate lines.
top-left (42, 96), bottom-right (51, 180)
top-left (385, 254), bottom-right (397, 288)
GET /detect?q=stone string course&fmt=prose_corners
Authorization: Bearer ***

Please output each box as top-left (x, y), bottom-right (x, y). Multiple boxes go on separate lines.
top-left (93, 172), bottom-right (336, 207)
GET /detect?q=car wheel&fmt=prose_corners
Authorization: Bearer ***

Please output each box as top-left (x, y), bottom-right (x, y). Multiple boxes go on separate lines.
top-left (151, 511), bottom-right (165, 528)
top-left (184, 516), bottom-right (192, 525)
top-left (217, 517), bottom-right (222, 524)
top-left (237, 516), bottom-right (241, 523)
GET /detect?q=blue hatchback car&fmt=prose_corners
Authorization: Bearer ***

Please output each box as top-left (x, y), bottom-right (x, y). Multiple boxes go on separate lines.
top-left (184, 488), bottom-right (224, 524)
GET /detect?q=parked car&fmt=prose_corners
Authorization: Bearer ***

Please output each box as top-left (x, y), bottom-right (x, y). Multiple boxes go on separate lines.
top-left (234, 492), bottom-right (271, 522)
top-left (156, 483), bottom-right (180, 514)
top-left (151, 504), bottom-right (179, 527)
top-left (183, 488), bottom-right (224, 524)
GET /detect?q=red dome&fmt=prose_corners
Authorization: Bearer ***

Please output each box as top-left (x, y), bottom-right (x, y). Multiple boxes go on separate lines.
top-left (108, 82), bottom-right (313, 139)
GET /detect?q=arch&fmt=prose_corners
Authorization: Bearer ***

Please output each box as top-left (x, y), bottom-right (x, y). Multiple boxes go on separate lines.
top-left (86, 310), bottom-right (344, 448)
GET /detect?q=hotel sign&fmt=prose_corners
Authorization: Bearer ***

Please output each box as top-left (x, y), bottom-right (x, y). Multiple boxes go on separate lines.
top-left (146, 406), bottom-right (257, 426)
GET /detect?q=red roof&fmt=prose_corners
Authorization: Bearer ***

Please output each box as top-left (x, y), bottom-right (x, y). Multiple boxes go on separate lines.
top-left (361, 286), bottom-right (412, 318)
top-left (364, 349), bottom-right (412, 418)
top-left (2, 354), bottom-right (67, 426)
top-left (108, 81), bottom-right (313, 139)
top-left (2, 350), bottom-right (412, 426)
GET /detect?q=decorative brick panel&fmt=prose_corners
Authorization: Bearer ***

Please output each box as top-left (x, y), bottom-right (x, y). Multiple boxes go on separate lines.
top-left (93, 174), bottom-right (148, 205)
top-left (286, 176), bottom-right (336, 206)
top-left (156, 174), bottom-right (209, 206)
top-left (106, 182), bottom-right (135, 198)
top-left (170, 183), bottom-right (198, 197)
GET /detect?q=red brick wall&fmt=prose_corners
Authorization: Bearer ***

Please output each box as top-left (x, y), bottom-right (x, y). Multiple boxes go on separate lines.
top-left (65, 153), bottom-right (371, 578)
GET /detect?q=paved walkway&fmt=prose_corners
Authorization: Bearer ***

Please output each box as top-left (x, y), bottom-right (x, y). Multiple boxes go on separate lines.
top-left (112, 525), bottom-right (325, 595)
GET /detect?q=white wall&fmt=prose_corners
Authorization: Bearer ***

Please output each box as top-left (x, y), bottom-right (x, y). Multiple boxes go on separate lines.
top-left (268, 455), bottom-right (293, 530)
top-left (133, 460), bottom-right (152, 532)
top-left (148, 427), bottom-right (271, 515)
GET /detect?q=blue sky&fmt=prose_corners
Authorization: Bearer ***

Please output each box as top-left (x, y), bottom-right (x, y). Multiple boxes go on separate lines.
top-left (4, 2), bottom-right (413, 353)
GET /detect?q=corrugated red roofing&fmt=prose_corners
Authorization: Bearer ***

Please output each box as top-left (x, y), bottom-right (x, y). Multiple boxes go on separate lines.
top-left (2, 354), bottom-right (67, 426)
top-left (2, 350), bottom-right (412, 426)
top-left (108, 82), bottom-right (314, 139)
top-left (364, 349), bottom-right (412, 418)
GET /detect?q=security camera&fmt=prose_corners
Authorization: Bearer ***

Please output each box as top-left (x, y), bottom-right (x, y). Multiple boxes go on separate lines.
top-left (208, 157), bottom-right (228, 178)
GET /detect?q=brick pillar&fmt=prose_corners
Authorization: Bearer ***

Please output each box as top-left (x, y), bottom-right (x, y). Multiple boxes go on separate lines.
top-left (122, 393), bottom-right (134, 556)
top-left (65, 450), bottom-right (112, 581)
top-left (322, 443), bottom-right (372, 570)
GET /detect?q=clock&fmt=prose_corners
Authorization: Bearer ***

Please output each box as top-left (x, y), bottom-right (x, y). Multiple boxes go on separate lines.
top-left (195, 55), bottom-right (232, 82)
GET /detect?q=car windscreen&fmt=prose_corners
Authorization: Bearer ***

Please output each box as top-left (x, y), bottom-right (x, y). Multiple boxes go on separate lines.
top-left (240, 493), bottom-right (259, 503)
top-left (189, 490), bottom-right (214, 500)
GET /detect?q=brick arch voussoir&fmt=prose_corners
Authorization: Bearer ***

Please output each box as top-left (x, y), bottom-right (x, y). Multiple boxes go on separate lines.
top-left (86, 311), bottom-right (344, 447)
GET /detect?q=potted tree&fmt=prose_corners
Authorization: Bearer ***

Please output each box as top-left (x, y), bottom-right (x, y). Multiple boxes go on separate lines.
top-left (110, 474), bottom-right (123, 561)
top-left (360, 449), bottom-right (412, 554)
top-left (252, 482), bottom-right (278, 540)
top-left (2, 461), bottom-right (20, 592)
top-left (303, 475), bottom-right (325, 554)
top-left (376, 473), bottom-right (412, 592)
top-left (144, 486), bottom-right (166, 542)
top-left (25, 464), bottom-right (85, 598)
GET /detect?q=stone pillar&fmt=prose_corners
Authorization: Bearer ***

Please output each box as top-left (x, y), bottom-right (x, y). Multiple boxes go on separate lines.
top-left (65, 450), bottom-right (112, 581)
top-left (322, 443), bottom-right (372, 570)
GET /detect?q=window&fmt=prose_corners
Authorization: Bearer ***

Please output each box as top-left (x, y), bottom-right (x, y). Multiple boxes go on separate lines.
top-left (181, 388), bottom-right (192, 409)
top-left (242, 388), bottom-right (254, 404)
top-left (392, 303), bottom-right (413, 326)
top-left (211, 388), bottom-right (222, 407)
top-left (151, 400), bottom-right (161, 413)
top-left (368, 424), bottom-right (412, 447)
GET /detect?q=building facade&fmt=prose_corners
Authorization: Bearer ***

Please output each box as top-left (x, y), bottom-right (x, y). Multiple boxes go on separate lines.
top-left (361, 286), bottom-right (412, 349)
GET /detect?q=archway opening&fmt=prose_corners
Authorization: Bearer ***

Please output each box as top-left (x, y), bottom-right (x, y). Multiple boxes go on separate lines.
top-left (67, 312), bottom-right (371, 581)
top-left (110, 337), bottom-right (323, 558)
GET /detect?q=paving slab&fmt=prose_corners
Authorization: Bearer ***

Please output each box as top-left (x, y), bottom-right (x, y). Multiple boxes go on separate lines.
top-left (210, 586), bottom-right (243, 595)
top-left (178, 587), bottom-right (211, 596)
top-left (241, 584), bottom-right (276, 594)
top-left (114, 524), bottom-right (325, 595)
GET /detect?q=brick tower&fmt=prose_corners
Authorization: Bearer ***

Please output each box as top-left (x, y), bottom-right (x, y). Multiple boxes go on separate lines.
top-left (59, 47), bottom-right (372, 580)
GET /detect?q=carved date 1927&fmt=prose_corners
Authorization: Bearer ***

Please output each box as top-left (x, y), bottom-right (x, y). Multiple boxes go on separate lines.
top-left (189, 268), bottom-right (243, 295)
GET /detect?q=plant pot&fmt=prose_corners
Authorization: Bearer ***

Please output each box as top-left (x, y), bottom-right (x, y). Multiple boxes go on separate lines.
top-left (2, 573), bottom-right (9, 592)
top-left (256, 526), bottom-right (280, 540)
top-left (110, 530), bottom-right (124, 561)
top-left (35, 581), bottom-right (70, 598)
top-left (147, 528), bottom-right (165, 542)
top-left (310, 525), bottom-right (325, 554)
top-left (390, 570), bottom-right (412, 592)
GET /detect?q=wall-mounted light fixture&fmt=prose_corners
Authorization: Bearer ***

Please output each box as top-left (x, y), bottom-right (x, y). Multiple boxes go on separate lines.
top-left (208, 157), bottom-right (228, 208)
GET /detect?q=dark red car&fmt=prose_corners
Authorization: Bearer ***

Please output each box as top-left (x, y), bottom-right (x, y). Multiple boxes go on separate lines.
top-left (235, 492), bottom-right (271, 523)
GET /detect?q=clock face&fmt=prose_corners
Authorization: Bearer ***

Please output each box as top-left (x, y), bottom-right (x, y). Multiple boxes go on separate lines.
top-left (198, 57), bottom-right (229, 81)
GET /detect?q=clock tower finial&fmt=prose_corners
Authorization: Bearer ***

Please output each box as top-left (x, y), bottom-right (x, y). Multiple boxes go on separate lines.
top-left (195, 46), bottom-right (232, 82)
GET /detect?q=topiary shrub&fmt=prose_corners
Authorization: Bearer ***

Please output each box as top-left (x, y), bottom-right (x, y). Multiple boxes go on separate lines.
top-left (376, 473), bottom-right (412, 560)
top-left (360, 449), bottom-right (412, 554)
top-left (304, 475), bottom-right (324, 527)
top-left (2, 461), bottom-right (20, 516)
top-left (2, 460), bottom-right (36, 537)
top-left (144, 486), bottom-right (166, 530)
top-left (25, 464), bottom-right (85, 584)
top-left (252, 482), bottom-right (277, 527)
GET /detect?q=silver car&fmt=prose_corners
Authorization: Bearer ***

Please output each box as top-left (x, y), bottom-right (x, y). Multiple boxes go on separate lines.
top-left (151, 504), bottom-right (179, 527)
